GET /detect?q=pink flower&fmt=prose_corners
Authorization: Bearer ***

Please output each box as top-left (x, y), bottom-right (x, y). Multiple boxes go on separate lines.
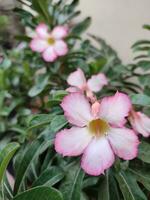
top-left (30, 23), bottom-right (68, 62)
top-left (55, 92), bottom-right (139, 176)
top-left (67, 68), bottom-right (108, 94)
top-left (129, 110), bottom-right (150, 137)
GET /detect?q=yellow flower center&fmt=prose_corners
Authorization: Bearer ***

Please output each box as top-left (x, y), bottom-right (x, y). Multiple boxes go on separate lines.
top-left (88, 119), bottom-right (110, 137)
top-left (47, 37), bottom-right (55, 45)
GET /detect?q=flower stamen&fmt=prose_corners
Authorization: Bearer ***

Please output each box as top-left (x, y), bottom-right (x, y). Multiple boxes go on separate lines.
top-left (89, 119), bottom-right (110, 137)
top-left (47, 37), bottom-right (55, 45)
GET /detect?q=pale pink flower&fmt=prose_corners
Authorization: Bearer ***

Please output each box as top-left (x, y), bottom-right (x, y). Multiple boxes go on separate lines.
top-left (67, 68), bottom-right (108, 94)
top-left (129, 110), bottom-right (150, 137)
top-left (55, 92), bottom-right (139, 176)
top-left (30, 23), bottom-right (68, 62)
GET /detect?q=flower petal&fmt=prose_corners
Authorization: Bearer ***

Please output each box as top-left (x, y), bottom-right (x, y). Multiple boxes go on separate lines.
top-left (42, 46), bottom-right (57, 62)
top-left (99, 92), bottom-right (132, 127)
top-left (129, 111), bottom-right (150, 137)
top-left (30, 38), bottom-right (48, 52)
top-left (61, 93), bottom-right (93, 127)
top-left (52, 26), bottom-right (68, 39)
top-left (107, 127), bottom-right (139, 160)
top-left (87, 73), bottom-right (108, 92)
top-left (81, 137), bottom-right (115, 176)
top-left (67, 68), bottom-right (86, 90)
top-left (66, 87), bottom-right (81, 93)
top-left (36, 23), bottom-right (49, 39)
top-left (55, 127), bottom-right (92, 156)
top-left (54, 40), bottom-right (68, 56)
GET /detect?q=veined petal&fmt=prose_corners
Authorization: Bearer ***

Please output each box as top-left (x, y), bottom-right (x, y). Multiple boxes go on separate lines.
top-left (55, 127), bottom-right (92, 156)
top-left (61, 93), bottom-right (93, 127)
top-left (42, 46), bottom-right (57, 62)
top-left (129, 111), bottom-right (150, 137)
top-left (52, 26), bottom-right (68, 39)
top-left (107, 127), bottom-right (139, 160)
top-left (30, 38), bottom-right (48, 52)
top-left (99, 92), bottom-right (132, 127)
top-left (54, 40), bottom-right (68, 56)
top-left (81, 137), bottom-right (115, 176)
top-left (36, 23), bottom-right (49, 39)
top-left (87, 73), bottom-right (108, 92)
top-left (67, 68), bottom-right (86, 90)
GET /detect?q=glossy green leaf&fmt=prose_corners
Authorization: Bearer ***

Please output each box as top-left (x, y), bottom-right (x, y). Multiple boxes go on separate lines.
top-left (49, 115), bottom-right (67, 133)
top-left (0, 142), bottom-right (20, 183)
top-left (13, 186), bottom-right (63, 200)
top-left (32, 0), bottom-right (51, 23)
top-left (98, 171), bottom-right (110, 200)
top-left (130, 94), bottom-right (150, 106)
top-left (32, 167), bottom-right (64, 187)
top-left (28, 74), bottom-right (49, 97)
top-left (115, 171), bottom-right (147, 200)
top-left (72, 17), bottom-right (91, 35)
top-left (129, 167), bottom-right (150, 191)
top-left (138, 141), bottom-right (150, 163)
top-left (14, 138), bottom-right (53, 194)
top-left (60, 165), bottom-right (84, 200)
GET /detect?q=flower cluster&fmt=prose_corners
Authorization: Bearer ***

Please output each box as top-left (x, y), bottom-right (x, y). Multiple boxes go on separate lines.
top-left (54, 69), bottom-right (150, 176)
top-left (30, 23), bottom-right (68, 62)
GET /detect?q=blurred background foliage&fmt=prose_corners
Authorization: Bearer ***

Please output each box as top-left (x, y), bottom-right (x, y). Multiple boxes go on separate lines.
top-left (0, 0), bottom-right (150, 200)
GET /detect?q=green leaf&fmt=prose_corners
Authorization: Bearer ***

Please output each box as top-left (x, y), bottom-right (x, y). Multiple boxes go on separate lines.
top-left (14, 138), bottom-right (53, 194)
top-left (129, 167), bottom-right (150, 191)
top-left (132, 40), bottom-right (150, 49)
top-left (60, 165), bottom-right (84, 200)
top-left (49, 115), bottom-right (67, 133)
top-left (13, 186), bottom-right (63, 200)
top-left (27, 114), bottom-right (54, 131)
top-left (28, 74), bottom-right (49, 97)
top-left (0, 142), bottom-right (20, 183)
top-left (98, 171), bottom-right (110, 200)
top-left (115, 171), bottom-right (147, 200)
top-left (130, 94), bottom-right (150, 106)
top-left (32, 167), bottom-right (64, 187)
top-left (138, 141), bottom-right (150, 163)
top-left (32, 0), bottom-right (51, 23)
top-left (137, 60), bottom-right (150, 71)
top-left (72, 17), bottom-right (91, 35)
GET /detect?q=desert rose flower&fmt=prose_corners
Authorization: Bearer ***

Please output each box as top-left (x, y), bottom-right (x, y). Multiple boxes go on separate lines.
top-left (67, 68), bottom-right (108, 94)
top-left (129, 110), bottom-right (150, 137)
top-left (30, 23), bottom-right (68, 62)
top-left (55, 92), bottom-right (139, 176)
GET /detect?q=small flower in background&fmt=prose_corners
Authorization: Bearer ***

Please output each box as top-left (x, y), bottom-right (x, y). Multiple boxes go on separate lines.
top-left (67, 68), bottom-right (108, 94)
top-left (55, 92), bottom-right (139, 176)
top-left (30, 23), bottom-right (68, 62)
top-left (129, 110), bottom-right (150, 137)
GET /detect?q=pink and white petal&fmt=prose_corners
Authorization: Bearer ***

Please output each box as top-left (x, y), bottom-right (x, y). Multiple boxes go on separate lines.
top-left (81, 137), bottom-right (115, 176)
top-left (42, 46), bottom-right (57, 62)
top-left (67, 68), bottom-right (86, 89)
top-left (66, 87), bottom-right (81, 93)
top-left (129, 112), bottom-right (150, 137)
top-left (52, 26), bottom-right (68, 39)
top-left (55, 127), bottom-right (92, 156)
top-left (36, 23), bottom-right (49, 39)
top-left (54, 40), bottom-right (68, 56)
top-left (107, 127), bottom-right (139, 160)
top-left (87, 73), bottom-right (108, 92)
top-left (61, 93), bottom-right (93, 127)
top-left (30, 38), bottom-right (48, 52)
top-left (99, 92), bottom-right (132, 127)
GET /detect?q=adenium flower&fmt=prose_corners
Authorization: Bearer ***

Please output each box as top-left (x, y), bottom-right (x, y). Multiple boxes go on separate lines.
top-left (30, 23), bottom-right (68, 62)
top-left (67, 68), bottom-right (108, 94)
top-left (55, 92), bottom-right (139, 176)
top-left (129, 110), bottom-right (150, 137)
